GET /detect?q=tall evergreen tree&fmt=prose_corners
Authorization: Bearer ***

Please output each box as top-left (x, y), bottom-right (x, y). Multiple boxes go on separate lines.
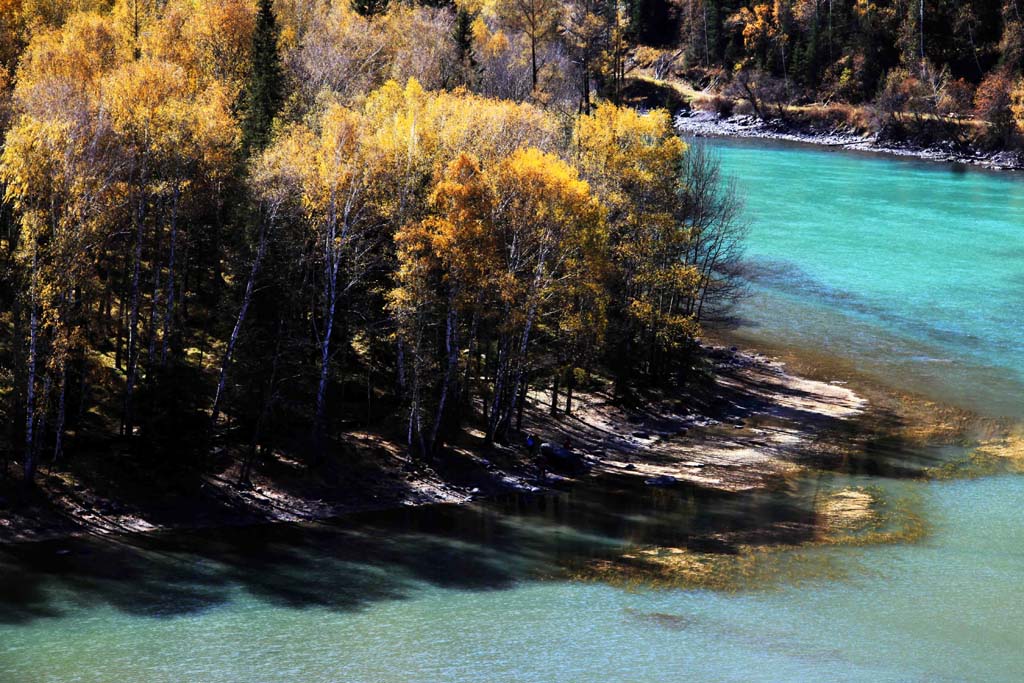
top-left (243, 0), bottom-right (284, 154)
top-left (450, 7), bottom-right (480, 87)
top-left (453, 7), bottom-right (478, 70)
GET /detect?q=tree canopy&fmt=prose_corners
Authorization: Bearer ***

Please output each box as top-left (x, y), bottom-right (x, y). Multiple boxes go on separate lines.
top-left (0, 0), bottom-right (746, 485)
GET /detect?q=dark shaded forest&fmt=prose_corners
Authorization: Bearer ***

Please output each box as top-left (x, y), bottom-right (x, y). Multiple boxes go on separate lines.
top-left (0, 0), bottom-right (1019, 495)
top-left (0, 0), bottom-right (747, 491)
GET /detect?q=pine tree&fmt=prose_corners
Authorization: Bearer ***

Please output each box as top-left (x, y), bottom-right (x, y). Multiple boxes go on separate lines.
top-left (453, 7), bottom-right (478, 72)
top-left (243, 0), bottom-right (284, 154)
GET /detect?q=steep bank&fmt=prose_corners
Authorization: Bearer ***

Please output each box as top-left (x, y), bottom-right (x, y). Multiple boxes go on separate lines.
top-left (676, 110), bottom-right (1024, 170)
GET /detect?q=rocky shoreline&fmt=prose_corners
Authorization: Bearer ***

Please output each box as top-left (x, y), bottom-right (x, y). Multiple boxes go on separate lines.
top-left (676, 110), bottom-right (1024, 171)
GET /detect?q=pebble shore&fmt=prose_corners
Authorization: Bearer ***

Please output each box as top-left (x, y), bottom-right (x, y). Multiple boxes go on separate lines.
top-left (676, 110), bottom-right (1024, 171)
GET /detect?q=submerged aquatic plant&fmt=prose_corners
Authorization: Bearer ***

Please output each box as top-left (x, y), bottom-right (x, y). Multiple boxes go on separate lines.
top-left (563, 485), bottom-right (927, 593)
top-left (927, 429), bottom-right (1024, 480)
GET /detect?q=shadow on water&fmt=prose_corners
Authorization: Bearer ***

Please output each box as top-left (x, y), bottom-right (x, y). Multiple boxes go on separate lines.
top-left (0, 349), bottom-right (958, 629)
top-left (0, 340), bottom-right (961, 629)
top-left (0, 473), bottom-right (847, 627)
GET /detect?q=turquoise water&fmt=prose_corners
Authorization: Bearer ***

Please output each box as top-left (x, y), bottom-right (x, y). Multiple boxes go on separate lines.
top-left (3, 142), bottom-right (1024, 682)
top-left (1, 474), bottom-right (1023, 682)
top-left (711, 139), bottom-right (1024, 417)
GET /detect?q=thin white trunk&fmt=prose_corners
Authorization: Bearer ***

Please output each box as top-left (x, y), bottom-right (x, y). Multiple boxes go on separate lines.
top-left (314, 218), bottom-right (341, 443)
top-left (703, 1), bottom-right (710, 67)
top-left (501, 300), bottom-right (538, 432)
top-left (23, 244), bottom-right (39, 482)
top-left (123, 194), bottom-right (145, 437)
top-left (161, 186), bottom-right (180, 368)
top-left (919, 0), bottom-right (924, 60)
top-left (429, 299), bottom-right (458, 453)
top-left (486, 326), bottom-right (512, 442)
top-left (53, 361), bottom-right (66, 463)
top-left (498, 257), bottom-right (548, 434)
top-left (211, 209), bottom-right (273, 426)
top-left (145, 214), bottom-right (162, 377)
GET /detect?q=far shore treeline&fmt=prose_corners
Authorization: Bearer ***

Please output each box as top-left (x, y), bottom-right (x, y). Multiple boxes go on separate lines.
top-left (0, 0), bottom-right (747, 484)
top-left (671, 0), bottom-right (1024, 147)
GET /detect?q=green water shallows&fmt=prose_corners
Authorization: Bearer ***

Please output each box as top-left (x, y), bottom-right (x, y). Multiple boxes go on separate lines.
top-left (710, 139), bottom-right (1024, 417)
top-left (3, 141), bottom-right (1024, 683)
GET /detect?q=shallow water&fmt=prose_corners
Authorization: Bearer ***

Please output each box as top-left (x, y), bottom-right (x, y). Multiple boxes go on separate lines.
top-left (4, 141), bottom-right (1024, 682)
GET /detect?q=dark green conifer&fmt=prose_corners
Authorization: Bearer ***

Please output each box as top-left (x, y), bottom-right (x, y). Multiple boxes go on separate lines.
top-left (453, 7), bottom-right (478, 73)
top-left (243, 0), bottom-right (284, 154)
